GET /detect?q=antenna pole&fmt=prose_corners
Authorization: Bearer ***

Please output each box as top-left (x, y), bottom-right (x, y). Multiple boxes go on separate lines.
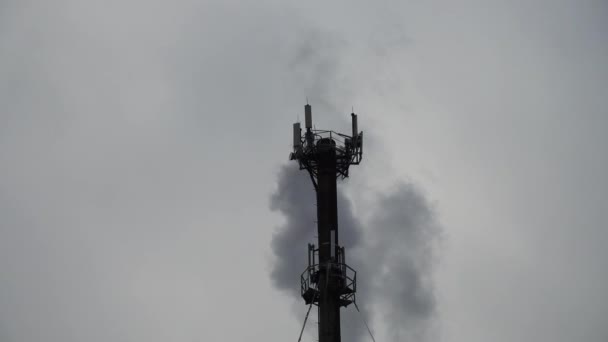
top-left (291, 104), bottom-right (363, 342)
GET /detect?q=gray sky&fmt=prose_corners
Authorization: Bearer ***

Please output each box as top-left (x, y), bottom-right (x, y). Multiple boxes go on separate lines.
top-left (1, 1), bottom-right (607, 341)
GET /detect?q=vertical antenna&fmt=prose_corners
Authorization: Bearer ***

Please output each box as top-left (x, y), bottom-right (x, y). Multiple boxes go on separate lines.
top-left (305, 104), bottom-right (313, 129)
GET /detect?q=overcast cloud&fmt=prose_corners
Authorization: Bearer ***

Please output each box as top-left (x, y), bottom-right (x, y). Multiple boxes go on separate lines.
top-left (1, 1), bottom-right (607, 342)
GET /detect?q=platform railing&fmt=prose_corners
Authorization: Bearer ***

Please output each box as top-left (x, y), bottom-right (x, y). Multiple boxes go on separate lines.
top-left (300, 261), bottom-right (357, 305)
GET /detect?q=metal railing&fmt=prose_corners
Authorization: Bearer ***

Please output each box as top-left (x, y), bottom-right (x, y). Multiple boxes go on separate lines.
top-left (300, 261), bottom-right (357, 305)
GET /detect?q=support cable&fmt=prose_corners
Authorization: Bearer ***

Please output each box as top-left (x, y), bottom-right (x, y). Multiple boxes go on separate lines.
top-left (354, 302), bottom-right (377, 342)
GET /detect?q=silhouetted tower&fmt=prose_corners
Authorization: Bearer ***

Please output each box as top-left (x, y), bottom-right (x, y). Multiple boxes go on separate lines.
top-left (290, 104), bottom-right (363, 342)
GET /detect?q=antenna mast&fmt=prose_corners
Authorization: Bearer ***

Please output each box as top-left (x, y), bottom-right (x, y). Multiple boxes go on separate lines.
top-left (289, 104), bottom-right (363, 342)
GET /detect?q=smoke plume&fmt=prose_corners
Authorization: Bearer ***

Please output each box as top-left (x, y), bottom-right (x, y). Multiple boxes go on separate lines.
top-left (363, 184), bottom-right (440, 341)
top-left (269, 164), bottom-right (440, 341)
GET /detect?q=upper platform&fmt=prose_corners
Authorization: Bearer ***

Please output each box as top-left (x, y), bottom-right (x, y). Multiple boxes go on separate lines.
top-left (289, 104), bottom-right (363, 189)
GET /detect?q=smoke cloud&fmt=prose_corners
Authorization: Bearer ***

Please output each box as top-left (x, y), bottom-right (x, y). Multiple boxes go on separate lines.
top-left (269, 163), bottom-right (440, 341)
top-left (363, 184), bottom-right (439, 341)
